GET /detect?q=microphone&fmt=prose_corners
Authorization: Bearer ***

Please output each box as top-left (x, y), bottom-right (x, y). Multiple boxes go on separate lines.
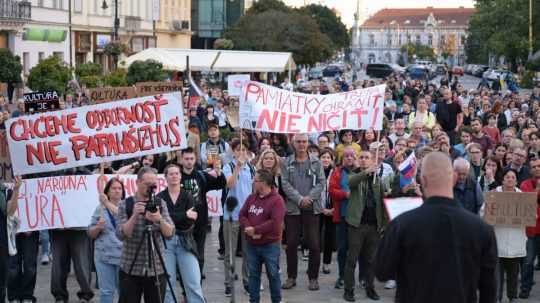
top-left (225, 196), bottom-right (238, 214)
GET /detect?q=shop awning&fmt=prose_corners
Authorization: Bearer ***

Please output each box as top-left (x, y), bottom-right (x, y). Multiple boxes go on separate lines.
top-left (23, 28), bottom-right (66, 42)
top-left (120, 48), bottom-right (295, 73)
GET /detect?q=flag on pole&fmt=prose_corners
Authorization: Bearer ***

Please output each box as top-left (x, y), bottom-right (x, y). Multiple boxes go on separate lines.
top-left (398, 152), bottom-right (417, 188)
top-left (188, 75), bottom-right (206, 108)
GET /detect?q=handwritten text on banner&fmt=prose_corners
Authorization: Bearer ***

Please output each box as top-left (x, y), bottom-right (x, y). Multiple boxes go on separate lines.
top-left (239, 81), bottom-right (386, 133)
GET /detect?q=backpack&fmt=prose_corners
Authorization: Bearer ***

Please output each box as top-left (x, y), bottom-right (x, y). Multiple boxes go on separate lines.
top-left (205, 139), bottom-right (227, 155)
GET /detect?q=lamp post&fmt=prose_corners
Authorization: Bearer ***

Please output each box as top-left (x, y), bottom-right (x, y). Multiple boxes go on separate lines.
top-left (101, 0), bottom-right (119, 41)
top-left (68, 0), bottom-right (72, 68)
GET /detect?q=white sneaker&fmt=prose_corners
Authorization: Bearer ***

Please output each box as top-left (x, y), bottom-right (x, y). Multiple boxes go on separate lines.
top-left (384, 280), bottom-right (396, 289)
top-left (41, 254), bottom-right (50, 265)
top-left (260, 284), bottom-right (264, 291)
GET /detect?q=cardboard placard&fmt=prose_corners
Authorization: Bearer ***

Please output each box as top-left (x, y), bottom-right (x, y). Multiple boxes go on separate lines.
top-left (227, 75), bottom-right (250, 97)
top-left (87, 86), bottom-right (138, 104)
top-left (23, 90), bottom-right (60, 113)
top-left (136, 81), bottom-right (183, 97)
top-left (483, 192), bottom-right (537, 228)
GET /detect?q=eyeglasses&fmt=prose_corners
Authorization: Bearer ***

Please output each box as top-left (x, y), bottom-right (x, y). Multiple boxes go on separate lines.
top-left (469, 150), bottom-right (481, 154)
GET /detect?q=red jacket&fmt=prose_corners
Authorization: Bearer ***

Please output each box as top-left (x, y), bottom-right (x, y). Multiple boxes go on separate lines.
top-left (519, 178), bottom-right (540, 237)
top-left (329, 167), bottom-right (349, 223)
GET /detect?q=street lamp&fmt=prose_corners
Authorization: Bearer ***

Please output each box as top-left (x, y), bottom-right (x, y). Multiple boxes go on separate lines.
top-left (102, 0), bottom-right (119, 41)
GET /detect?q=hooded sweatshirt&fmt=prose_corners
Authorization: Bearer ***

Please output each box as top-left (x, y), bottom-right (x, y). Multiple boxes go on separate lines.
top-left (239, 188), bottom-right (285, 246)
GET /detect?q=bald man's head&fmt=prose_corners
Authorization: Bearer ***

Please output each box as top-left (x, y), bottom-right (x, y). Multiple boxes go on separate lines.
top-left (421, 152), bottom-right (454, 198)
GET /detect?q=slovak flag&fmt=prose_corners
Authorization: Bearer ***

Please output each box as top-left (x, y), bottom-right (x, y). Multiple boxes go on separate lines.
top-left (398, 152), bottom-right (417, 188)
top-left (188, 75), bottom-right (206, 108)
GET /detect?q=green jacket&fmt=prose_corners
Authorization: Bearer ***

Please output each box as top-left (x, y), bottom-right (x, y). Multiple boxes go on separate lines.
top-left (345, 170), bottom-right (388, 230)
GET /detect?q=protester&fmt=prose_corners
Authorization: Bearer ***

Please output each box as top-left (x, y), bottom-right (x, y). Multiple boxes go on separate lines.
top-left (281, 133), bottom-right (325, 291)
top-left (453, 157), bottom-right (484, 214)
top-left (239, 169), bottom-right (286, 303)
top-left (343, 150), bottom-right (387, 302)
top-left (116, 167), bottom-right (175, 303)
top-left (319, 148), bottom-right (335, 275)
top-left (159, 164), bottom-right (205, 303)
top-left (3, 177), bottom-right (22, 303)
top-left (88, 178), bottom-right (125, 303)
top-left (375, 152), bottom-right (498, 303)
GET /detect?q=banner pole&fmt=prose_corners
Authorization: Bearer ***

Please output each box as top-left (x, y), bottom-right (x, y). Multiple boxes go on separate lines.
top-left (373, 130), bottom-right (381, 184)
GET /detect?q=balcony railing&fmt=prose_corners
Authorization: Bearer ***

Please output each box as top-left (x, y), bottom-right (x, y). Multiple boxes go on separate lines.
top-left (0, 0), bottom-right (31, 20)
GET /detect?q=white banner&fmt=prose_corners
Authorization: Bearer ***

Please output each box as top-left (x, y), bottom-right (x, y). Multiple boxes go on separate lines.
top-left (227, 74), bottom-right (250, 97)
top-left (239, 81), bottom-right (385, 133)
top-left (383, 197), bottom-right (423, 221)
top-left (6, 93), bottom-right (187, 176)
top-left (206, 190), bottom-right (223, 217)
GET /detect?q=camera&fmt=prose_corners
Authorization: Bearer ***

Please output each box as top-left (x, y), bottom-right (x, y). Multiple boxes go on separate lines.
top-left (145, 185), bottom-right (159, 213)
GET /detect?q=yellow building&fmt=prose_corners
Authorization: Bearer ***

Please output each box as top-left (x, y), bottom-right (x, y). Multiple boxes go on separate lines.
top-left (154, 0), bottom-right (191, 49)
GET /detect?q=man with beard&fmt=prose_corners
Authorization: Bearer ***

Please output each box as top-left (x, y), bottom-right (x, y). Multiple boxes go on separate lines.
top-left (179, 147), bottom-right (226, 277)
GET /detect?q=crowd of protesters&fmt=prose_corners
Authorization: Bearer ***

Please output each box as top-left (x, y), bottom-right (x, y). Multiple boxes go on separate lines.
top-left (0, 68), bottom-right (539, 303)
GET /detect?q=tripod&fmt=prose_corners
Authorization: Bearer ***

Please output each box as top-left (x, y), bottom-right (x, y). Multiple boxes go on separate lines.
top-left (128, 222), bottom-right (178, 303)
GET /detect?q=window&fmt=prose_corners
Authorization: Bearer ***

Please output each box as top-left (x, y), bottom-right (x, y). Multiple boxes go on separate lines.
top-left (460, 34), bottom-right (466, 46)
top-left (440, 34), bottom-right (446, 46)
top-left (428, 34), bottom-right (433, 46)
top-left (37, 0), bottom-right (44, 7)
top-left (148, 37), bottom-right (156, 48)
top-left (407, 34), bottom-right (411, 43)
top-left (398, 34), bottom-right (402, 46)
top-left (74, 0), bottom-right (83, 13)
top-left (131, 37), bottom-right (144, 52)
top-left (369, 34), bottom-right (375, 47)
top-left (387, 34), bottom-right (392, 46)
top-left (38, 52), bottom-right (45, 62)
top-left (59, 0), bottom-right (64, 9)
top-left (415, 34), bottom-right (421, 44)
top-left (23, 52), bottom-right (29, 75)
top-left (53, 52), bottom-right (64, 62)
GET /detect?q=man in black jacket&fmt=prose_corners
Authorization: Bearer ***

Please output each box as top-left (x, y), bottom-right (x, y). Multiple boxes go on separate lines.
top-left (375, 152), bottom-right (497, 303)
top-left (179, 147), bottom-right (226, 276)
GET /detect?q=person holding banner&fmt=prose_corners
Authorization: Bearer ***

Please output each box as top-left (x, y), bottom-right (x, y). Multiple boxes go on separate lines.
top-left (1, 177), bottom-right (21, 303)
top-left (159, 164), bottom-right (206, 303)
top-left (88, 178), bottom-right (125, 303)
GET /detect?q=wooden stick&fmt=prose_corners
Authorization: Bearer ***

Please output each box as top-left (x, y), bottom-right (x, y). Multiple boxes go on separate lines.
top-left (373, 130), bottom-right (381, 184)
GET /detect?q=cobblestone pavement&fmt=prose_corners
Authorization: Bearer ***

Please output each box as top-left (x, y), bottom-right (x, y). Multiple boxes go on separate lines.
top-left (32, 219), bottom-right (540, 302)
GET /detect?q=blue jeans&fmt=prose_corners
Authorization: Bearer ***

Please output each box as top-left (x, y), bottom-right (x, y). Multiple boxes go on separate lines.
top-left (337, 220), bottom-right (364, 280)
top-left (521, 235), bottom-right (539, 292)
top-left (164, 235), bottom-right (205, 303)
top-left (40, 230), bottom-right (49, 256)
top-left (246, 241), bottom-right (281, 303)
top-left (94, 259), bottom-right (119, 303)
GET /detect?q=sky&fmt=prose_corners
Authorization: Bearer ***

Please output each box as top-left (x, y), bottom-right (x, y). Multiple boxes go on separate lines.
top-left (283, 0), bottom-right (476, 28)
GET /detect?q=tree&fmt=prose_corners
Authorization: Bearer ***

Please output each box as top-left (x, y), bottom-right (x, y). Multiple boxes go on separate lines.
top-left (27, 56), bottom-right (71, 94)
top-left (126, 60), bottom-right (165, 85)
top-left (225, 10), bottom-right (333, 65)
top-left (103, 69), bottom-right (128, 87)
top-left (75, 62), bottom-right (103, 88)
top-left (247, 0), bottom-right (290, 14)
top-left (400, 43), bottom-right (435, 62)
top-left (466, 0), bottom-right (540, 70)
top-left (297, 4), bottom-right (350, 51)
top-left (214, 38), bottom-right (234, 50)
top-left (441, 34), bottom-right (458, 59)
top-left (0, 49), bottom-right (22, 85)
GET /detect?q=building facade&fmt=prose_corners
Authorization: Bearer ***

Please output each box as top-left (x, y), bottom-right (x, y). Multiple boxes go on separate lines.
top-left (354, 7), bottom-right (475, 66)
top-left (154, 0), bottom-right (191, 49)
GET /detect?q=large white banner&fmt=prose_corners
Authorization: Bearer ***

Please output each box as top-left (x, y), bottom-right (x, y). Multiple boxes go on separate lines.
top-left (239, 81), bottom-right (386, 133)
top-left (14, 174), bottom-right (222, 233)
top-left (228, 74), bottom-right (250, 97)
top-left (6, 93), bottom-right (187, 176)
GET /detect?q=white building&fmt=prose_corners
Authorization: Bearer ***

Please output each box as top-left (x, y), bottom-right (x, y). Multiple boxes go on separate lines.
top-left (354, 7), bottom-right (475, 66)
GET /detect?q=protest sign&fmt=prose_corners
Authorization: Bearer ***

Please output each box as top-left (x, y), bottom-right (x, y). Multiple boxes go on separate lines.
top-left (206, 190), bottom-right (223, 217)
top-left (87, 86), bottom-right (138, 104)
top-left (483, 191), bottom-right (537, 228)
top-left (239, 81), bottom-right (385, 133)
top-left (23, 90), bottom-right (60, 113)
top-left (5, 92), bottom-right (187, 176)
top-left (136, 81), bottom-right (183, 97)
top-left (384, 197), bottom-right (423, 220)
top-left (227, 75), bottom-right (250, 97)
top-left (0, 130), bottom-right (13, 182)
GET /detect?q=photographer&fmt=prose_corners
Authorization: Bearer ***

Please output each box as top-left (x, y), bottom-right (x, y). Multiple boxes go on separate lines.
top-left (158, 164), bottom-right (205, 303)
top-left (116, 167), bottom-right (175, 303)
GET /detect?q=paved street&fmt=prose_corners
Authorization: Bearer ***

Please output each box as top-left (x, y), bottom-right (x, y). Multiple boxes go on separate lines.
top-left (31, 219), bottom-right (540, 302)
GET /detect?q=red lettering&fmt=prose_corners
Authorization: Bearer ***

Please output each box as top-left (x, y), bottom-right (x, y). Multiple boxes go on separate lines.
top-left (47, 141), bottom-right (68, 165)
top-left (244, 82), bottom-right (261, 103)
top-left (256, 109), bottom-right (279, 130)
top-left (24, 197), bottom-right (39, 229)
top-left (371, 107), bottom-right (380, 129)
top-left (26, 143), bottom-right (45, 165)
top-left (327, 113), bottom-right (340, 130)
top-left (50, 194), bottom-right (65, 227)
top-left (39, 195), bottom-right (50, 226)
top-left (286, 114), bottom-right (302, 133)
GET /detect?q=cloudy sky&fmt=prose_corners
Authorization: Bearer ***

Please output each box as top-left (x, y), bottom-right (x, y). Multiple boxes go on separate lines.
top-left (284, 0), bottom-right (475, 28)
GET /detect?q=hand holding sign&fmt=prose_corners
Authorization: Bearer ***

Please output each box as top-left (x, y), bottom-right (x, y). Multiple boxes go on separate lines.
top-left (186, 207), bottom-right (198, 221)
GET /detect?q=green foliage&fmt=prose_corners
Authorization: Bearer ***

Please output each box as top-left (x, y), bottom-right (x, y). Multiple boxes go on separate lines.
top-left (75, 62), bottom-right (102, 78)
top-left (27, 56), bottom-right (71, 94)
top-left (466, 0), bottom-right (540, 69)
top-left (400, 43), bottom-right (435, 61)
top-left (297, 4), bottom-right (350, 51)
top-left (520, 70), bottom-right (535, 88)
top-left (104, 41), bottom-right (129, 57)
top-left (225, 10), bottom-right (333, 65)
top-left (103, 69), bottom-right (128, 87)
top-left (79, 75), bottom-right (102, 88)
top-left (0, 49), bottom-right (22, 84)
top-left (247, 0), bottom-right (290, 14)
top-left (126, 60), bottom-right (165, 85)
top-left (214, 38), bottom-right (234, 50)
